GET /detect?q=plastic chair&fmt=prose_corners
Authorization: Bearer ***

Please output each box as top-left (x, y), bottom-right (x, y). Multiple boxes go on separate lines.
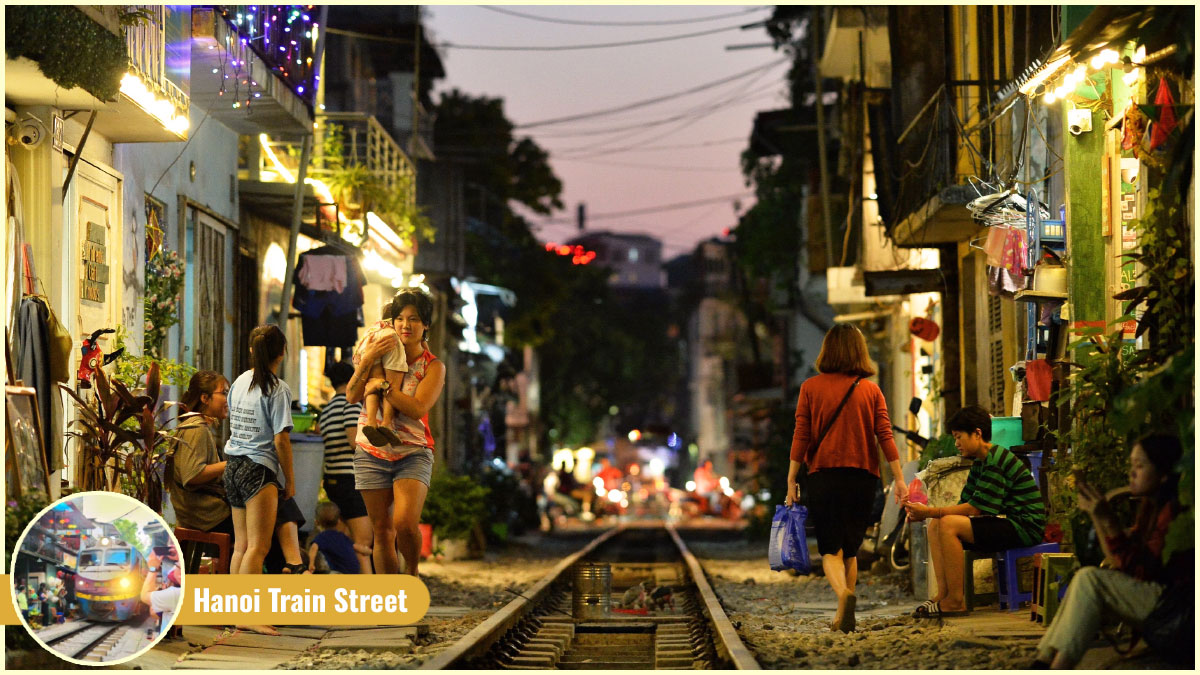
top-left (995, 542), bottom-right (1060, 610)
top-left (1031, 552), bottom-right (1077, 624)
top-left (175, 527), bottom-right (232, 574)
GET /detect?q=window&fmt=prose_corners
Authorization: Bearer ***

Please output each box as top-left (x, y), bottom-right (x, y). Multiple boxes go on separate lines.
top-left (105, 549), bottom-right (130, 566)
top-left (628, 248), bottom-right (639, 262)
top-left (79, 550), bottom-right (102, 567)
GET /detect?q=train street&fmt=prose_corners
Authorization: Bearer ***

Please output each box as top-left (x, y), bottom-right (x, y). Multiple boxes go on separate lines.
top-left (114, 521), bottom-right (1178, 670)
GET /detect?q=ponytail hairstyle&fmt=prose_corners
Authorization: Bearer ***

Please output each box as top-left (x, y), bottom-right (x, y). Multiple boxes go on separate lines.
top-left (179, 370), bottom-right (228, 420)
top-left (249, 324), bottom-right (287, 395)
top-left (388, 289), bottom-right (434, 341)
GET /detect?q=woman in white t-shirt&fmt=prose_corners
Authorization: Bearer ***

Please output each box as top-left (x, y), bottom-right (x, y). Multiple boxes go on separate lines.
top-left (221, 324), bottom-right (294, 635)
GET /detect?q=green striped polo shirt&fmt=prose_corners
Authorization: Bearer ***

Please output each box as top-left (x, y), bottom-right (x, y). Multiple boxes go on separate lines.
top-left (958, 444), bottom-right (1047, 546)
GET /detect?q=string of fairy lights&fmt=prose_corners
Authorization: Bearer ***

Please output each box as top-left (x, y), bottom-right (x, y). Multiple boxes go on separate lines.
top-left (209, 4), bottom-right (319, 110)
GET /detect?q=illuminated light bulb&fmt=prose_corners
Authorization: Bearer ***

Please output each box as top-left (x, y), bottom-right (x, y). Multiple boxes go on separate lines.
top-left (1090, 53), bottom-right (1106, 70)
top-left (1043, 90), bottom-right (1057, 105)
top-left (1102, 49), bottom-right (1120, 65)
top-left (1134, 45), bottom-right (1146, 63)
top-left (1073, 65), bottom-right (1087, 80)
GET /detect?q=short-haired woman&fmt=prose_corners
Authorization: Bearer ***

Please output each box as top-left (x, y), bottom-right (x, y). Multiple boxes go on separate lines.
top-left (346, 290), bottom-right (446, 577)
top-left (785, 323), bottom-right (908, 633)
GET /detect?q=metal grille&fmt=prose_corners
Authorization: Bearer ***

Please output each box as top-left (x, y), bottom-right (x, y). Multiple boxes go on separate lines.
top-left (988, 295), bottom-right (1006, 414)
top-left (195, 217), bottom-right (226, 373)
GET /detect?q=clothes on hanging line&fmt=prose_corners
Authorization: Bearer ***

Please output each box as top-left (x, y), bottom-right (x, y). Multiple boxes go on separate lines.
top-left (292, 246), bottom-right (366, 348)
top-left (297, 255), bottom-right (348, 294)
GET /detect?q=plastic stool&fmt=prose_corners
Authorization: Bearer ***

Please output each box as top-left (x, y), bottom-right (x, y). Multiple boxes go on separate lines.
top-left (996, 542), bottom-right (1060, 611)
top-left (1031, 553), bottom-right (1077, 624)
top-left (175, 527), bottom-right (232, 574)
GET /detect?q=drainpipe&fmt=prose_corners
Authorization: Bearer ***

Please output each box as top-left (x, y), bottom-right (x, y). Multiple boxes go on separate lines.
top-left (275, 133), bottom-right (313, 326)
top-left (811, 10), bottom-right (835, 272)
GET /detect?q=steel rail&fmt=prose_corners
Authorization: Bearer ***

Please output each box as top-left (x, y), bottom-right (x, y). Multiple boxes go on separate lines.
top-left (666, 523), bottom-right (761, 670)
top-left (420, 526), bottom-right (624, 670)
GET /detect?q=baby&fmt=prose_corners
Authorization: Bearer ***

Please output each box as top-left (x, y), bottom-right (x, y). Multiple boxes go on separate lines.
top-left (354, 302), bottom-right (408, 449)
top-left (307, 502), bottom-right (368, 574)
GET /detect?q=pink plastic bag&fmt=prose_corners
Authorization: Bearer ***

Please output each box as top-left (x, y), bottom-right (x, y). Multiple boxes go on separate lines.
top-left (907, 478), bottom-right (928, 505)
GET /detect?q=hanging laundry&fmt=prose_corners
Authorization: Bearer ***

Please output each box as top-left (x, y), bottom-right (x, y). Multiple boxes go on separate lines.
top-left (987, 265), bottom-right (1025, 299)
top-left (999, 226), bottom-right (1028, 276)
top-left (292, 246), bottom-right (366, 348)
top-left (985, 225), bottom-right (1010, 267)
top-left (1025, 358), bottom-right (1053, 402)
top-left (15, 297), bottom-right (60, 472)
top-left (298, 255), bottom-right (348, 293)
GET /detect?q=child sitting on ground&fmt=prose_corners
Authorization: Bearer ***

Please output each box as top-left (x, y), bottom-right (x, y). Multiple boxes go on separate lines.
top-left (353, 301), bottom-right (408, 449)
top-left (307, 502), bottom-right (367, 574)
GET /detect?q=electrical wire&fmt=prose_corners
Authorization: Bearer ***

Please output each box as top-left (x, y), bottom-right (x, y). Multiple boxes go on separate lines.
top-left (328, 23), bottom-right (750, 51)
top-left (478, 5), bottom-right (768, 27)
top-left (514, 56), bottom-right (789, 129)
top-left (552, 157), bottom-right (737, 172)
top-left (536, 191), bottom-right (754, 224)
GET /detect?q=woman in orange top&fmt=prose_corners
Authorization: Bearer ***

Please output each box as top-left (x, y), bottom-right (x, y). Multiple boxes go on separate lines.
top-left (784, 323), bottom-right (908, 633)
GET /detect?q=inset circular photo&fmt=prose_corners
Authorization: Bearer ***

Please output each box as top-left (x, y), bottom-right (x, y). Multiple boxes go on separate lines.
top-left (10, 492), bottom-right (184, 666)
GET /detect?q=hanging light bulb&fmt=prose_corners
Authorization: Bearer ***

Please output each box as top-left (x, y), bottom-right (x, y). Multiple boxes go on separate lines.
top-left (1043, 89), bottom-right (1057, 105)
top-left (1101, 48), bottom-right (1120, 65)
top-left (1090, 53), bottom-right (1107, 70)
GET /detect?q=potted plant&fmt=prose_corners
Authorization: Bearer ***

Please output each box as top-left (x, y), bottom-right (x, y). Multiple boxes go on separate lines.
top-left (422, 471), bottom-right (489, 560)
top-left (59, 363), bottom-right (180, 512)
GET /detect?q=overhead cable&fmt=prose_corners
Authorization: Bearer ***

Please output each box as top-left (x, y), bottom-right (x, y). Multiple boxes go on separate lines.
top-left (536, 192), bottom-right (753, 224)
top-left (479, 5), bottom-right (769, 27)
top-left (515, 56), bottom-right (789, 129)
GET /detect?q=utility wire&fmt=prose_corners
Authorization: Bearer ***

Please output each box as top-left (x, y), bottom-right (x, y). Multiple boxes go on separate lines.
top-left (479, 5), bottom-right (768, 27)
top-left (536, 191), bottom-right (753, 224)
top-left (553, 157), bottom-right (737, 172)
top-left (326, 23), bottom-right (748, 51)
top-left (515, 56), bottom-right (789, 129)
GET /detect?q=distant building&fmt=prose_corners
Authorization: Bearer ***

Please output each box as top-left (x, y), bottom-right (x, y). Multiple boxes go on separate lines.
top-left (567, 231), bottom-right (665, 289)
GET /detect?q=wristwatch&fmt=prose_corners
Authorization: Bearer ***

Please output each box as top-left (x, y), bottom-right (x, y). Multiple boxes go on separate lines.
top-left (148, 567), bottom-right (159, 572)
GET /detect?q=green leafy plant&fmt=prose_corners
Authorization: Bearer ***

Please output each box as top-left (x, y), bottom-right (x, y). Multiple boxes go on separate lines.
top-left (143, 247), bottom-right (186, 360)
top-left (111, 518), bottom-right (148, 557)
top-left (4, 5), bottom-right (128, 100)
top-left (422, 471), bottom-right (490, 541)
top-left (111, 325), bottom-right (196, 391)
top-left (59, 363), bottom-right (181, 512)
top-left (319, 122), bottom-right (434, 244)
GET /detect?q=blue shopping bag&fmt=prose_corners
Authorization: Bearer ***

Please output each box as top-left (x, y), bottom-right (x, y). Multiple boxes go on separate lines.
top-left (768, 504), bottom-right (811, 574)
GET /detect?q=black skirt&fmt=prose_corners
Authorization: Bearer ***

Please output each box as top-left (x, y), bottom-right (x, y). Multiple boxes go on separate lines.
top-left (806, 467), bottom-right (879, 557)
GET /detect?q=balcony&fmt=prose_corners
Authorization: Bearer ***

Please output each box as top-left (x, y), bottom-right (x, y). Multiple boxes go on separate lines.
top-left (189, 5), bottom-right (316, 136)
top-left (240, 112), bottom-right (416, 255)
top-left (5, 5), bottom-right (191, 142)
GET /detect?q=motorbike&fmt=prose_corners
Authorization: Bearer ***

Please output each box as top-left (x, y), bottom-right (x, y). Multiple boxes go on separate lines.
top-left (860, 397), bottom-right (928, 572)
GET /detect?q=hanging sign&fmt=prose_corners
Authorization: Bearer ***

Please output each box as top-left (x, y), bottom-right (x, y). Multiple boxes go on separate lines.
top-left (81, 221), bottom-right (108, 304)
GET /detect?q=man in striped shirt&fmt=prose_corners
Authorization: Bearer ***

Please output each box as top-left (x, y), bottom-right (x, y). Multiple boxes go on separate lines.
top-left (318, 362), bottom-right (372, 573)
top-left (904, 405), bottom-right (1046, 617)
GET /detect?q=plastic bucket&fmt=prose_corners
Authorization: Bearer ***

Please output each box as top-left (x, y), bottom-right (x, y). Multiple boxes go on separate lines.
top-left (991, 416), bottom-right (1023, 450)
top-left (572, 562), bottom-right (612, 619)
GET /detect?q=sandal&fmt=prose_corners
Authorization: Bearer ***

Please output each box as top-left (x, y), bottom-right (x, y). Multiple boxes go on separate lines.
top-left (934, 603), bottom-right (969, 618)
top-left (377, 426), bottom-right (405, 447)
top-left (281, 562), bottom-right (310, 575)
top-left (361, 426), bottom-right (392, 448)
top-left (912, 599), bottom-right (939, 618)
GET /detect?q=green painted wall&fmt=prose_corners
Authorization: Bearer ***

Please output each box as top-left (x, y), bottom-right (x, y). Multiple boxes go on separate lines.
top-left (1062, 5), bottom-right (1106, 326)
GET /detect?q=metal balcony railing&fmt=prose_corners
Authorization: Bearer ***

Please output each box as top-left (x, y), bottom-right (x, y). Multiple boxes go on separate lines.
top-left (124, 5), bottom-right (189, 117)
top-left (314, 112), bottom-right (415, 197)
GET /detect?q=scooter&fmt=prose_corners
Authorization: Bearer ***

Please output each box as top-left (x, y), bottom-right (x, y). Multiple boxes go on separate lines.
top-left (861, 397), bottom-right (928, 572)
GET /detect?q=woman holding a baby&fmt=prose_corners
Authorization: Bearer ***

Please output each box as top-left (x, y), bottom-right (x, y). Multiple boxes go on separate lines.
top-left (345, 290), bottom-right (445, 577)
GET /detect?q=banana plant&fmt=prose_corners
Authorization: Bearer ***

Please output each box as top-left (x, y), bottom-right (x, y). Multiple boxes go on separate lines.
top-left (59, 361), bottom-right (183, 512)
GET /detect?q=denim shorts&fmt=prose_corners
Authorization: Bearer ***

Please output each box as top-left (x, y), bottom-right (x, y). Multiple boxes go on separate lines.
top-left (354, 447), bottom-right (434, 490)
top-left (224, 455), bottom-right (281, 508)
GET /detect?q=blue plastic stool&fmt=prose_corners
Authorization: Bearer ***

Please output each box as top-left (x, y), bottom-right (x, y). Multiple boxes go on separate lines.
top-left (996, 542), bottom-right (1060, 610)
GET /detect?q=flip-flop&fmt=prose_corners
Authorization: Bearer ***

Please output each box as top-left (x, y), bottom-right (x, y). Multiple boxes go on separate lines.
top-left (934, 604), bottom-right (969, 618)
top-left (912, 599), bottom-right (939, 618)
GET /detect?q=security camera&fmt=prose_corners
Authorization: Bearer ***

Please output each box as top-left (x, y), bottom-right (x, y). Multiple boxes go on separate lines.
top-left (9, 115), bottom-right (48, 149)
top-left (1066, 109), bottom-right (1092, 136)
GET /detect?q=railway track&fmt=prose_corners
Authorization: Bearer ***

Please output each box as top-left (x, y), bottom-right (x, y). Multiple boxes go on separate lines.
top-left (39, 620), bottom-right (141, 662)
top-left (422, 523), bottom-right (759, 670)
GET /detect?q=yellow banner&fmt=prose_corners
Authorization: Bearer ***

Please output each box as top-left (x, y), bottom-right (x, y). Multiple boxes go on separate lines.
top-left (174, 575), bottom-right (430, 626)
top-left (0, 576), bottom-right (19, 624)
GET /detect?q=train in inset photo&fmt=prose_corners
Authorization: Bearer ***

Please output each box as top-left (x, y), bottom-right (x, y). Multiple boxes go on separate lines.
top-left (10, 492), bottom-right (183, 666)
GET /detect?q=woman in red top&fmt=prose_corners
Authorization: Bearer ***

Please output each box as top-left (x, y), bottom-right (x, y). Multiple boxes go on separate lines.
top-left (1033, 434), bottom-right (1188, 668)
top-left (784, 324), bottom-right (908, 633)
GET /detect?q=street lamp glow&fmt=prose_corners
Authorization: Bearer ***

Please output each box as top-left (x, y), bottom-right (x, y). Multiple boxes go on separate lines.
top-left (685, 480), bottom-right (696, 492)
top-left (627, 429), bottom-right (641, 442)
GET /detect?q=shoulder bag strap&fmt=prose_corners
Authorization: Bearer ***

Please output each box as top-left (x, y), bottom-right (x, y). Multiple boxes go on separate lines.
top-left (807, 377), bottom-right (864, 462)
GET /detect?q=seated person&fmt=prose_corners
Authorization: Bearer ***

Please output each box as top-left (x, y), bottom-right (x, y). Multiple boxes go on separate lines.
top-left (1032, 434), bottom-right (1190, 669)
top-left (169, 371), bottom-right (234, 571)
top-left (904, 405), bottom-right (1046, 617)
top-left (307, 501), bottom-right (365, 574)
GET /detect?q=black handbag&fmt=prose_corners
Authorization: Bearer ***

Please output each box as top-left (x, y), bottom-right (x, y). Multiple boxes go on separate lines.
top-left (1142, 579), bottom-right (1194, 665)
